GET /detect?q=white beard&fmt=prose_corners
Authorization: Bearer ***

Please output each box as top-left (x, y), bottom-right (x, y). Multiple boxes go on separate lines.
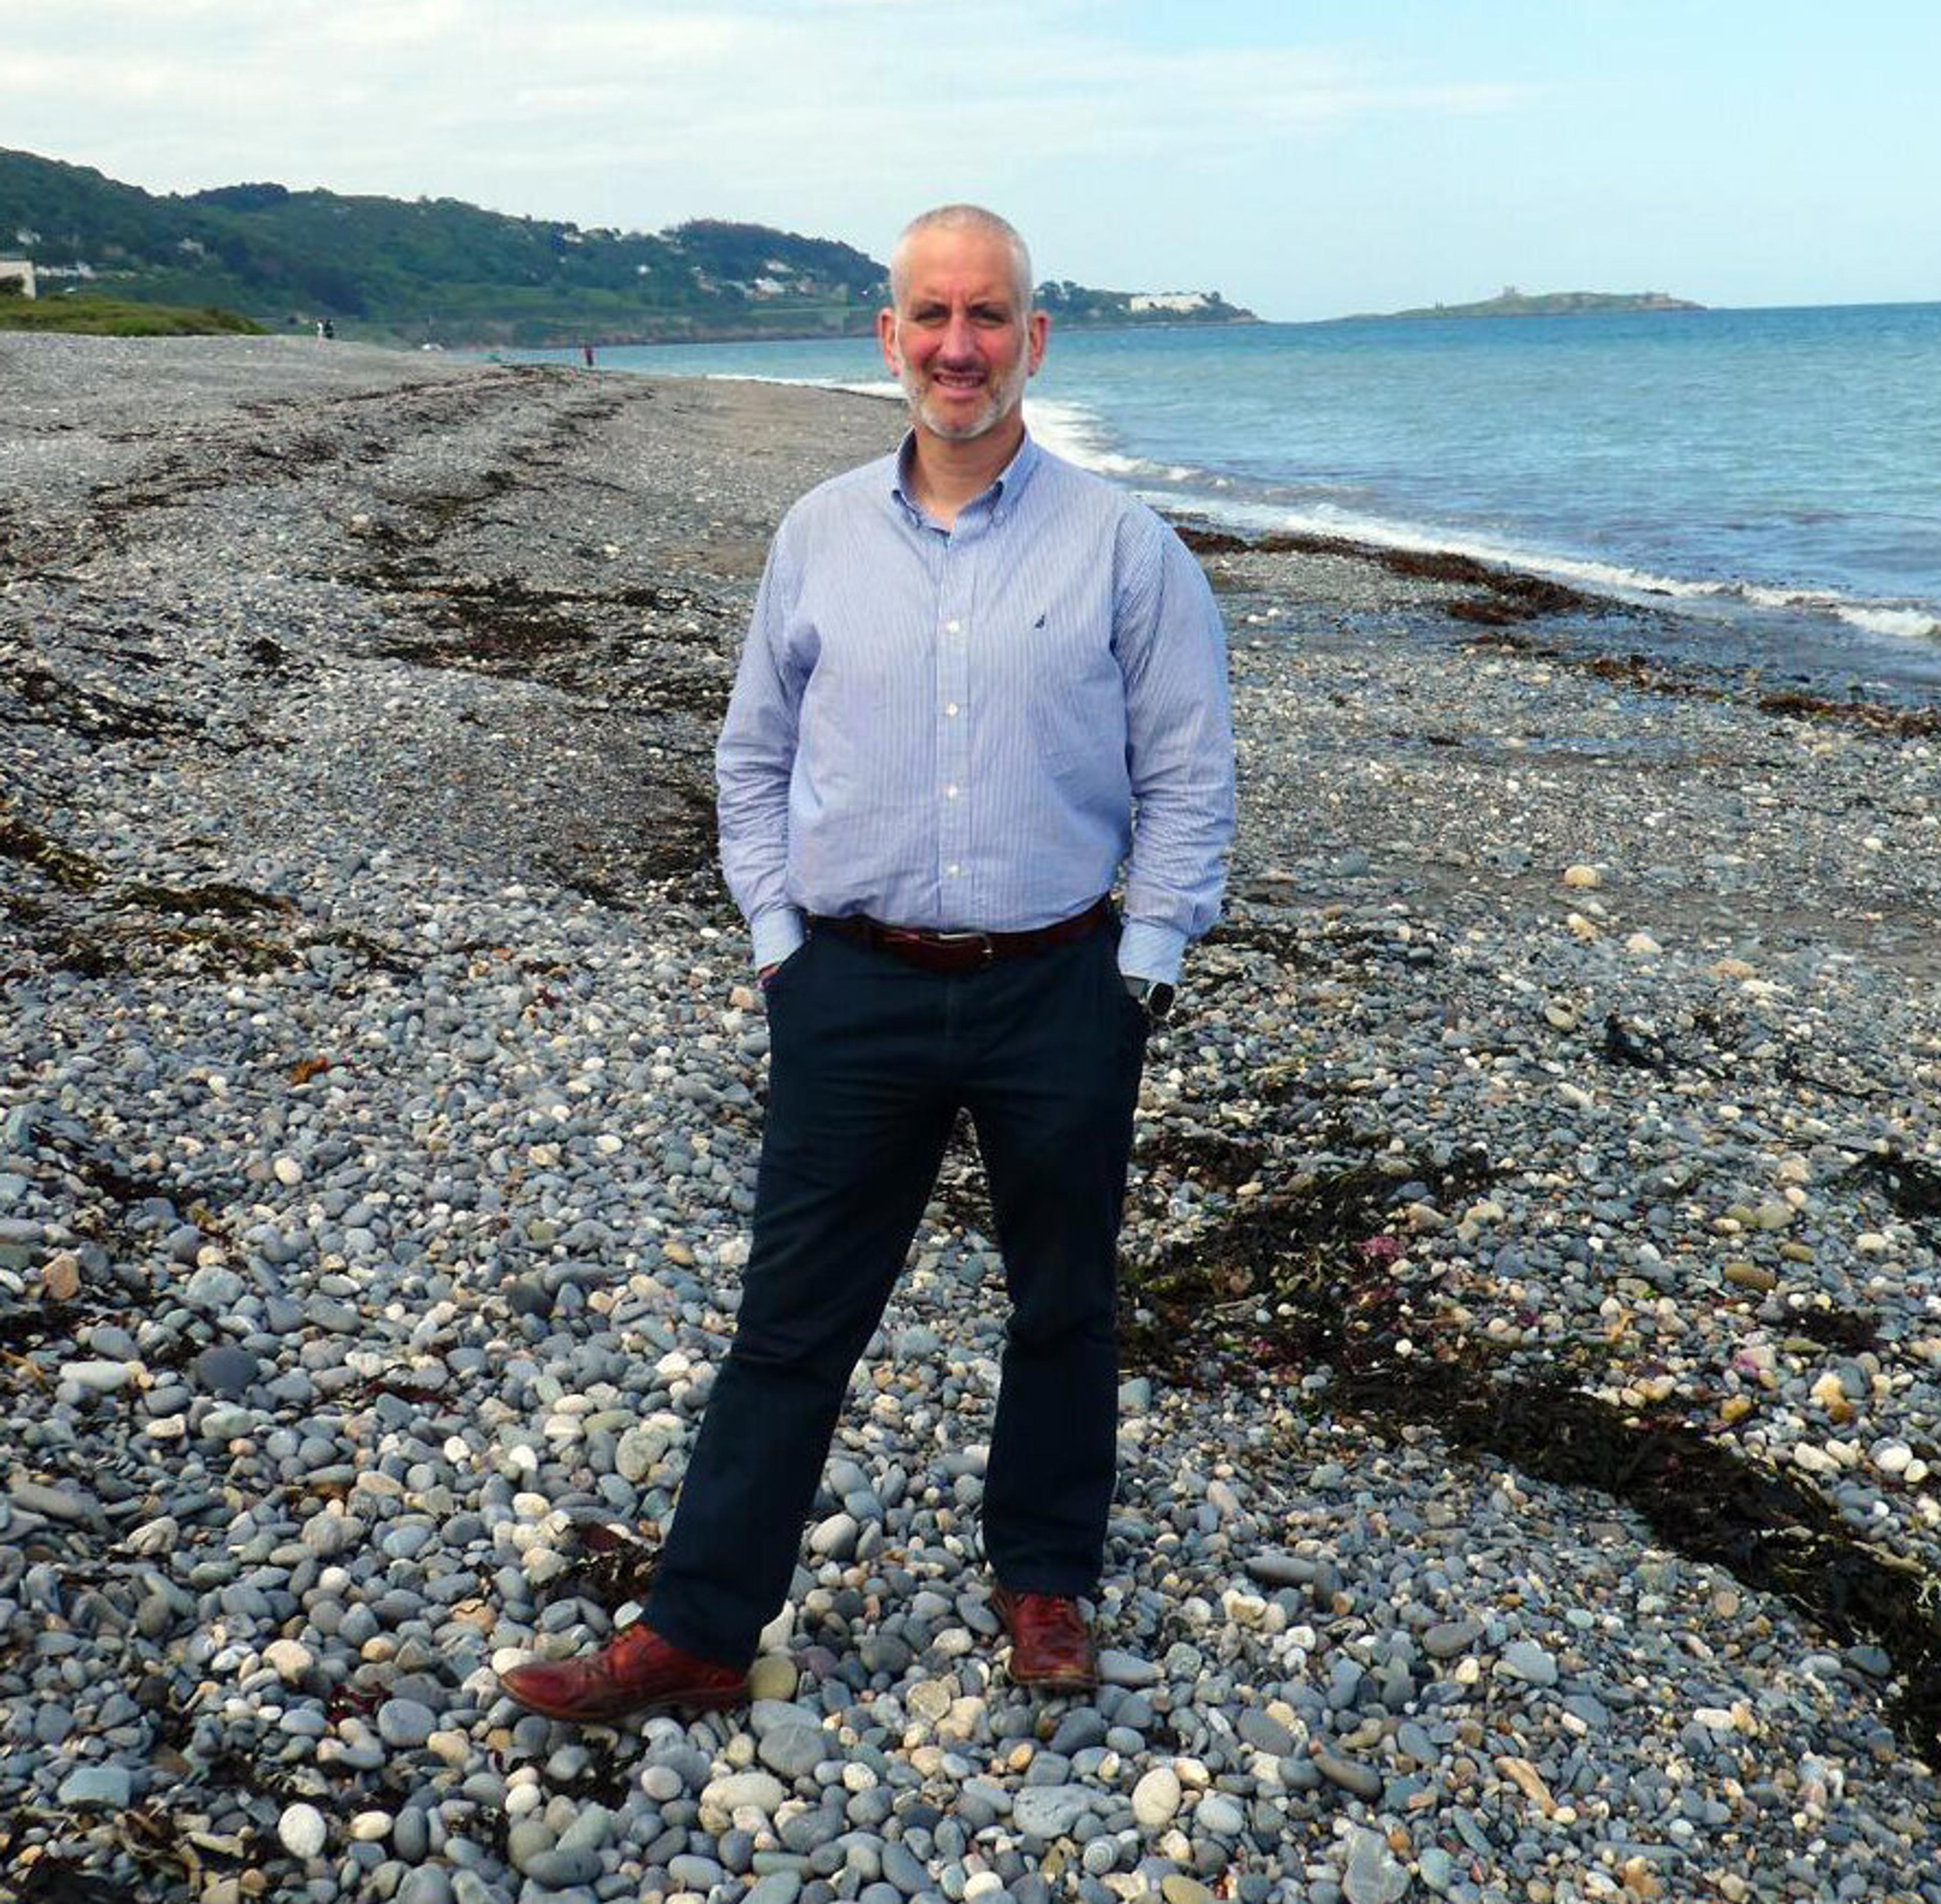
top-left (898, 350), bottom-right (1030, 441)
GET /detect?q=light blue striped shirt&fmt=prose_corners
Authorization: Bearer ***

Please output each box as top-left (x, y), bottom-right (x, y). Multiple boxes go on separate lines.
top-left (716, 430), bottom-right (1234, 984)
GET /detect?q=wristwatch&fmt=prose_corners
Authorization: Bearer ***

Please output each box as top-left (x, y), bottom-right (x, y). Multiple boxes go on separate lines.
top-left (1122, 976), bottom-right (1176, 1024)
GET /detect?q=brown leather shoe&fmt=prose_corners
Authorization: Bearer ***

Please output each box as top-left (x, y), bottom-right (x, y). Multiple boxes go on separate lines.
top-left (498, 1623), bottom-right (748, 1724)
top-left (990, 1584), bottom-right (1098, 1693)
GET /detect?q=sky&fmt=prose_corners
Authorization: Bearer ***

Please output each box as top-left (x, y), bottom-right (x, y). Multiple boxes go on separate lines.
top-left (5, 0), bottom-right (1938, 322)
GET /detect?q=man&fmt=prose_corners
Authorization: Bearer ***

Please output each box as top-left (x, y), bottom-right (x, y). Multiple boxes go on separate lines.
top-left (500, 204), bottom-right (1233, 1722)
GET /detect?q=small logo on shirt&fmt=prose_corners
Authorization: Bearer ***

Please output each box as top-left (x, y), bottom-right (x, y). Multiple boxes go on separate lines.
top-left (1032, 611), bottom-right (1047, 629)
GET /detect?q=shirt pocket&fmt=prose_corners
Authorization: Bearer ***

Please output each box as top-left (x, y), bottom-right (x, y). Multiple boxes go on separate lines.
top-left (1022, 612), bottom-right (1128, 784)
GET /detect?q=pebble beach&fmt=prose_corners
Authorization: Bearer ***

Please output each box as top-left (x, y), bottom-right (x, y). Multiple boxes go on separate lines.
top-left (3, 334), bottom-right (1939, 1904)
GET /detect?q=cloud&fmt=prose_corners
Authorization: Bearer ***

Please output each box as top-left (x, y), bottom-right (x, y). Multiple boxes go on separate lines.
top-left (1, 0), bottom-right (1531, 257)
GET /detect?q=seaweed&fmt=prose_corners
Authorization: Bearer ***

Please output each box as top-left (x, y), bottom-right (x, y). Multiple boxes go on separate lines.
top-left (0, 816), bottom-right (104, 891)
top-left (1601, 1012), bottom-right (1673, 1071)
top-left (1783, 1304), bottom-right (1884, 1355)
top-left (0, 1306), bottom-right (77, 1352)
top-left (1177, 517), bottom-right (1610, 622)
top-left (534, 854), bottom-right (640, 911)
top-left (109, 881), bottom-right (295, 920)
top-left (1847, 1150), bottom-right (1941, 1242)
top-left (11, 1857), bottom-right (129, 1904)
top-left (1122, 1142), bottom-right (1941, 1762)
top-left (1345, 1358), bottom-right (1941, 1758)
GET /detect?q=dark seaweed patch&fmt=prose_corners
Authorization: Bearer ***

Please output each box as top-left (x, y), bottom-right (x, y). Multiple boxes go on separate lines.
top-left (0, 816), bottom-right (103, 890)
top-left (1847, 1150), bottom-right (1941, 1244)
top-left (1122, 1143), bottom-right (1941, 1761)
top-left (109, 881), bottom-right (295, 920)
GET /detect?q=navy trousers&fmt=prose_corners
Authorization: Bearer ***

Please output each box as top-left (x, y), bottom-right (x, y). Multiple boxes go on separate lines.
top-left (644, 918), bottom-right (1148, 1668)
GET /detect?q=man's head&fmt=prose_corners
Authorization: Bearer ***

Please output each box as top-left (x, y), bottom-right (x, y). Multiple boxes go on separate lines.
top-left (880, 205), bottom-right (1048, 447)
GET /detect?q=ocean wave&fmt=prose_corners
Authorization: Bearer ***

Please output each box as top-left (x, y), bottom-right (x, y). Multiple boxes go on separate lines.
top-left (1051, 466), bottom-right (1941, 654)
top-left (1023, 399), bottom-right (1196, 483)
top-left (1700, 580), bottom-right (1940, 643)
top-left (1832, 604), bottom-right (1941, 642)
top-left (1259, 509), bottom-right (1941, 647)
top-left (1022, 397), bottom-right (1119, 466)
top-left (682, 370), bottom-right (902, 401)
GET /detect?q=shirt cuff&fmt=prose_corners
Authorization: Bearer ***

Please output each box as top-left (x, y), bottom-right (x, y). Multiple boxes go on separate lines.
top-left (1117, 918), bottom-right (1188, 987)
top-left (750, 906), bottom-right (806, 972)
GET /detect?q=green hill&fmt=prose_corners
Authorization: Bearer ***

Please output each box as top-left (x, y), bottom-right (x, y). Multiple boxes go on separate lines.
top-left (0, 149), bottom-right (1255, 347)
top-left (0, 289), bottom-right (262, 336)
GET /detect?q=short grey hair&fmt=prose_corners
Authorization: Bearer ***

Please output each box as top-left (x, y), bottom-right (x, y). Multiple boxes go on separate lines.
top-left (889, 205), bottom-right (1035, 311)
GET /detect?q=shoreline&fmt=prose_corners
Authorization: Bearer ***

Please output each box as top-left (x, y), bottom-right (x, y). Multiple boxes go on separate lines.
top-left (419, 314), bottom-right (1267, 354)
top-left (1175, 522), bottom-right (1941, 733)
top-left (4, 336), bottom-right (1939, 1902)
top-left (505, 346), bottom-right (1941, 694)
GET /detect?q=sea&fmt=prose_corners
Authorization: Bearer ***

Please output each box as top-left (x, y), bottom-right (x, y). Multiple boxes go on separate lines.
top-left (497, 302), bottom-right (1941, 701)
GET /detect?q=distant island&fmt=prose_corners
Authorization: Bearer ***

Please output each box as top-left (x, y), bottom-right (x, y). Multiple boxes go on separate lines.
top-left (0, 148), bottom-right (1256, 348)
top-left (1354, 286), bottom-right (1704, 321)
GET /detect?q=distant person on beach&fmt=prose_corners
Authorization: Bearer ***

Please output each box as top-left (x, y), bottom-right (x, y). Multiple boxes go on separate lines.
top-left (582, 342), bottom-right (595, 368)
top-left (500, 203), bottom-right (1235, 1723)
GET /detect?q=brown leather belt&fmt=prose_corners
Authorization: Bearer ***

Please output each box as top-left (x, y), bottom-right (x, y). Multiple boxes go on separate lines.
top-left (808, 896), bottom-right (1112, 975)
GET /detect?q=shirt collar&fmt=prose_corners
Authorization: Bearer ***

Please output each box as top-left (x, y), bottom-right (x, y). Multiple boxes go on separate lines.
top-left (890, 427), bottom-right (1043, 525)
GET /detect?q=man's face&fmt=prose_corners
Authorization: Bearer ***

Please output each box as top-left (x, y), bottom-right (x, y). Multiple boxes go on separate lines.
top-left (878, 227), bottom-right (1049, 445)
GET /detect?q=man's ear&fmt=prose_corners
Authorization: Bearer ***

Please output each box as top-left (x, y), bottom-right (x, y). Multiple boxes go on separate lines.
top-left (877, 307), bottom-right (902, 374)
top-left (1027, 309), bottom-right (1050, 375)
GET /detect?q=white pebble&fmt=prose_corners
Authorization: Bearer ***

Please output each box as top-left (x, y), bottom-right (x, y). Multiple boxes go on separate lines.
top-left (278, 1802), bottom-right (328, 1860)
top-left (1131, 1764), bottom-right (1182, 1828)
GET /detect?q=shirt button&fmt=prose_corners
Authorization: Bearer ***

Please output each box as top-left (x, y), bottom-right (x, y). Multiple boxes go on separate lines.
top-left (945, 619), bottom-right (961, 634)
top-left (945, 703), bottom-right (959, 716)
top-left (945, 785), bottom-right (959, 799)
top-left (946, 864), bottom-right (961, 877)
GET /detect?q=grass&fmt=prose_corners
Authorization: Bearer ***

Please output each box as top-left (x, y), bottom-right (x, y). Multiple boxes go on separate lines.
top-left (0, 294), bottom-right (265, 336)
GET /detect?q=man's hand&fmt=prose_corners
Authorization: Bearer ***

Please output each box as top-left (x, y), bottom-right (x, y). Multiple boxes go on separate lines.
top-left (757, 962), bottom-right (781, 991)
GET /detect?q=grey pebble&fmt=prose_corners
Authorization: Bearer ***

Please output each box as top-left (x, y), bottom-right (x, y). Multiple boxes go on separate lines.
top-left (1314, 1751), bottom-right (1383, 1801)
top-left (759, 1722), bottom-right (827, 1780)
top-left (1237, 1708), bottom-right (1295, 1756)
top-left (1096, 1649), bottom-right (1162, 1688)
top-left (669, 1853), bottom-right (727, 1889)
top-left (746, 1876), bottom-right (804, 1904)
top-left (1422, 1620), bottom-right (1484, 1660)
top-left (1011, 1785), bottom-right (1093, 1839)
top-left (58, 1764), bottom-right (133, 1809)
top-left (1395, 1720), bottom-right (1439, 1765)
top-left (377, 1698), bottom-right (438, 1748)
top-left (1243, 1551), bottom-right (1316, 1588)
top-left (10, 1479), bottom-right (99, 1522)
top-left (517, 1846), bottom-right (602, 1888)
top-left (1499, 1640), bottom-right (1559, 1688)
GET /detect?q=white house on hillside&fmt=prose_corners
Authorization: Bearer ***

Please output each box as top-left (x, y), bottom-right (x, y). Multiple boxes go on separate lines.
top-left (0, 259), bottom-right (36, 299)
top-left (1128, 291), bottom-right (1212, 314)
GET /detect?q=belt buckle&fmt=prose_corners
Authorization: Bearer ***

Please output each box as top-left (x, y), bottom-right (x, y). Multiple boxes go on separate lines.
top-left (931, 929), bottom-right (994, 970)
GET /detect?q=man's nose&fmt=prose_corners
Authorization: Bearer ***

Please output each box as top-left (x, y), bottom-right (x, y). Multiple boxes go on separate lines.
top-left (939, 311), bottom-right (978, 357)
